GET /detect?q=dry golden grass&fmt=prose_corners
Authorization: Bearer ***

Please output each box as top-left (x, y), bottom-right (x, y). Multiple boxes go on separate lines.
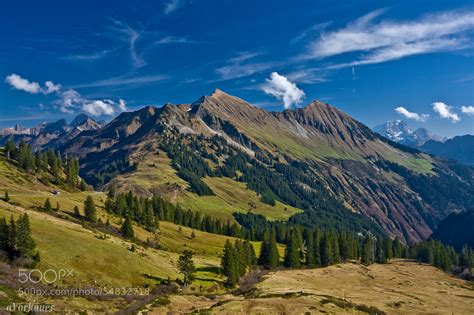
top-left (150, 260), bottom-right (474, 314)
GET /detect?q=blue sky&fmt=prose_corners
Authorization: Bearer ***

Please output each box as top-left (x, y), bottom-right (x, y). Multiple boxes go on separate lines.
top-left (1, 0), bottom-right (473, 137)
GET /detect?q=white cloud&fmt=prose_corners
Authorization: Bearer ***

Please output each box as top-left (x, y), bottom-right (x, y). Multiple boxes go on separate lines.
top-left (55, 89), bottom-right (127, 117)
top-left (432, 102), bottom-right (460, 122)
top-left (44, 81), bottom-right (61, 94)
top-left (262, 72), bottom-right (305, 109)
top-left (164, 0), bottom-right (185, 14)
top-left (5, 74), bottom-right (62, 95)
top-left (83, 100), bottom-right (116, 116)
top-left (395, 106), bottom-right (429, 122)
top-left (303, 9), bottom-right (474, 67)
top-left (118, 99), bottom-right (128, 112)
top-left (5, 74), bottom-right (42, 94)
top-left (58, 89), bottom-right (83, 114)
top-left (461, 105), bottom-right (474, 115)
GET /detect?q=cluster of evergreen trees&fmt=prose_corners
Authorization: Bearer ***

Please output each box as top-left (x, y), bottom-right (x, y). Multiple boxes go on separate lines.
top-left (4, 140), bottom-right (85, 190)
top-left (104, 191), bottom-right (244, 239)
top-left (0, 214), bottom-right (39, 265)
top-left (220, 239), bottom-right (257, 287)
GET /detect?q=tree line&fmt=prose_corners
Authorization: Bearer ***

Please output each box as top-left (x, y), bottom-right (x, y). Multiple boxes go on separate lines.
top-left (4, 140), bottom-right (86, 190)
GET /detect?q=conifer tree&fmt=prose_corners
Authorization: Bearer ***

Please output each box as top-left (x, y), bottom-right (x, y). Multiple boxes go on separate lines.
top-left (121, 215), bottom-right (134, 239)
top-left (320, 232), bottom-right (334, 267)
top-left (178, 250), bottom-right (195, 287)
top-left (44, 198), bottom-right (52, 212)
top-left (284, 228), bottom-right (302, 268)
top-left (55, 202), bottom-right (61, 212)
top-left (84, 196), bottom-right (97, 222)
top-left (73, 206), bottom-right (80, 217)
top-left (16, 214), bottom-right (35, 258)
top-left (221, 240), bottom-right (239, 287)
top-left (361, 235), bottom-right (375, 265)
top-left (5, 139), bottom-right (16, 159)
top-left (4, 191), bottom-right (10, 203)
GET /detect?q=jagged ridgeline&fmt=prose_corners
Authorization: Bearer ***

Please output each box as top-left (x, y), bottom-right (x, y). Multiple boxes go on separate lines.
top-left (29, 89), bottom-right (473, 243)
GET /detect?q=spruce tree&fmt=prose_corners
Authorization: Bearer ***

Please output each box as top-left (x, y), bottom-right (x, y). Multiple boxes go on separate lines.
top-left (16, 214), bottom-right (35, 258)
top-left (73, 206), bottom-right (80, 217)
top-left (267, 229), bottom-right (280, 268)
top-left (361, 235), bottom-right (375, 265)
top-left (284, 228), bottom-right (301, 268)
top-left (5, 139), bottom-right (16, 159)
top-left (84, 196), bottom-right (97, 222)
top-left (120, 215), bottom-right (134, 239)
top-left (178, 250), bottom-right (196, 287)
top-left (320, 232), bottom-right (333, 267)
top-left (4, 191), bottom-right (10, 203)
top-left (221, 240), bottom-right (239, 288)
top-left (44, 198), bottom-right (52, 212)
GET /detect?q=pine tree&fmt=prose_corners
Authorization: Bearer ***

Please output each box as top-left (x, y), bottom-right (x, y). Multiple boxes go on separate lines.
top-left (361, 235), bottom-right (375, 265)
top-left (120, 215), bottom-right (134, 239)
top-left (5, 139), bottom-right (16, 159)
top-left (44, 198), bottom-right (52, 212)
top-left (284, 228), bottom-right (301, 268)
top-left (320, 232), bottom-right (333, 267)
top-left (384, 237), bottom-right (393, 261)
top-left (84, 196), bottom-right (97, 222)
top-left (304, 229), bottom-right (315, 267)
top-left (15, 214), bottom-right (35, 258)
top-left (73, 206), bottom-right (80, 217)
top-left (4, 191), bottom-right (10, 203)
top-left (178, 250), bottom-right (195, 287)
top-left (221, 240), bottom-right (239, 288)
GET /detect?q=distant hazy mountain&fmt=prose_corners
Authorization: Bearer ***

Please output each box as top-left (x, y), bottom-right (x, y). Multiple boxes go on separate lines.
top-left (373, 120), bottom-right (445, 147)
top-left (0, 114), bottom-right (106, 149)
top-left (421, 135), bottom-right (474, 165)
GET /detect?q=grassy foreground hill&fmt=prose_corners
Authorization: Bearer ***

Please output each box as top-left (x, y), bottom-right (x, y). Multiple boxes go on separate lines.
top-left (151, 260), bottom-right (474, 314)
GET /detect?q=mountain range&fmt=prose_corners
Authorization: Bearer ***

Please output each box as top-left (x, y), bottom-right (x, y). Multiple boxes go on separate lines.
top-left (0, 113), bottom-right (105, 150)
top-left (2, 89), bottom-right (473, 243)
top-left (421, 135), bottom-right (474, 166)
top-left (373, 120), bottom-right (445, 147)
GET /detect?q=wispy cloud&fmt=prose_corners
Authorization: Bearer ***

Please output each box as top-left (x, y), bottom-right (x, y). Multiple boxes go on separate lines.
top-left (109, 19), bottom-right (146, 68)
top-left (70, 73), bottom-right (167, 89)
top-left (164, 0), bottom-right (186, 15)
top-left (301, 9), bottom-right (474, 68)
top-left (395, 106), bottom-right (429, 122)
top-left (215, 52), bottom-right (277, 81)
top-left (63, 49), bottom-right (115, 61)
top-left (5, 74), bottom-right (61, 95)
top-left (261, 72), bottom-right (305, 109)
top-left (286, 68), bottom-right (326, 84)
top-left (432, 101), bottom-right (460, 122)
top-left (290, 22), bottom-right (332, 45)
top-left (155, 36), bottom-right (198, 44)
top-left (461, 105), bottom-right (474, 115)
